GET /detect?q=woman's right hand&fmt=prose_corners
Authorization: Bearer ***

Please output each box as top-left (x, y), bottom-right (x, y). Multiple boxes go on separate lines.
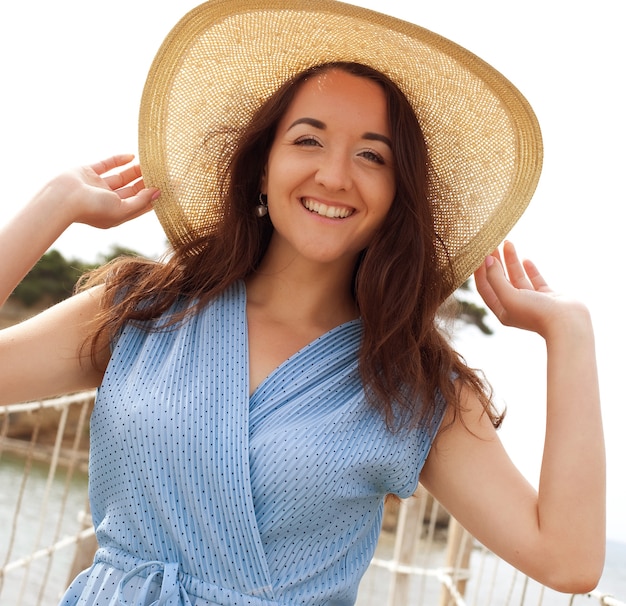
top-left (46, 154), bottom-right (158, 229)
top-left (0, 154), bottom-right (159, 309)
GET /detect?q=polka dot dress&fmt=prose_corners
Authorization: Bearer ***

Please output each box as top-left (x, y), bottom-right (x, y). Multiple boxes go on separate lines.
top-left (58, 281), bottom-right (444, 605)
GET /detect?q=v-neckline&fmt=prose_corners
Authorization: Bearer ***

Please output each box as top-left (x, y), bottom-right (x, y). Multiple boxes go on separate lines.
top-left (240, 281), bottom-right (361, 398)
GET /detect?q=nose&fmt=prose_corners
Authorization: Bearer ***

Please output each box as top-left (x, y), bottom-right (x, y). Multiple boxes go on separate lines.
top-left (314, 150), bottom-right (353, 192)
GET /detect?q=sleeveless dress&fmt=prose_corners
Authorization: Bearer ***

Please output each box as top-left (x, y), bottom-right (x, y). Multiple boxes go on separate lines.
top-left (59, 281), bottom-right (444, 605)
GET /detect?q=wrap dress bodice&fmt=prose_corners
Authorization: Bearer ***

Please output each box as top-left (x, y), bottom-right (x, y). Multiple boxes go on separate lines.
top-left (59, 281), bottom-right (444, 605)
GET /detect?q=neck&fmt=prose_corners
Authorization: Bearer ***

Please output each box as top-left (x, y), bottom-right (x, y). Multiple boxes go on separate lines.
top-left (245, 250), bottom-right (359, 330)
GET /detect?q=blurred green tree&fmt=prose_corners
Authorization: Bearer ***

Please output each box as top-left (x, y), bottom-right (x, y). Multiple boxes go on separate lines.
top-left (9, 247), bottom-right (140, 307)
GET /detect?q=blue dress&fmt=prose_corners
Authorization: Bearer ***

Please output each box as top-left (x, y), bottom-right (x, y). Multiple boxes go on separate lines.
top-left (59, 281), bottom-right (444, 605)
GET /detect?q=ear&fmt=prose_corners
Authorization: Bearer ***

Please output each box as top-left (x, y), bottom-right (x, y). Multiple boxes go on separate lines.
top-left (259, 164), bottom-right (268, 194)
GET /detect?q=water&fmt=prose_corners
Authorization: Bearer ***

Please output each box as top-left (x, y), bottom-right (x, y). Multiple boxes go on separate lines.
top-left (0, 453), bottom-right (89, 606)
top-left (1, 452), bottom-right (624, 605)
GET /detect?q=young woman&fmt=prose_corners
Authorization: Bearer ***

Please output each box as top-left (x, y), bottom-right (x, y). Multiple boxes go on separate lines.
top-left (0, 2), bottom-right (604, 605)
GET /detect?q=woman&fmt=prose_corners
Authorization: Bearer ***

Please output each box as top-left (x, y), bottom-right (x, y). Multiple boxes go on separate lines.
top-left (0, 1), bottom-right (604, 605)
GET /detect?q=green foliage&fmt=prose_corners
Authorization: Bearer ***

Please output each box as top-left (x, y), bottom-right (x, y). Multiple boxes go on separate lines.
top-left (455, 299), bottom-right (493, 335)
top-left (10, 247), bottom-right (139, 308)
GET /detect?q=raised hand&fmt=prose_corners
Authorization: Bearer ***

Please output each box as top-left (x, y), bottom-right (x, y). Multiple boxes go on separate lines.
top-left (0, 155), bottom-right (160, 307)
top-left (46, 154), bottom-right (159, 229)
top-left (473, 241), bottom-right (589, 339)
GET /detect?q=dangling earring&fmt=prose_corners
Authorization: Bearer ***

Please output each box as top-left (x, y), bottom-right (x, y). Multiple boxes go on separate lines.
top-left (255, 193), bottom-right (268, 217)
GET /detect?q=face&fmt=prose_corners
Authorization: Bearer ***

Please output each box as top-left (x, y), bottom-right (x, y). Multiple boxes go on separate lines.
top-left (261, 69), bottom-right (396, 270)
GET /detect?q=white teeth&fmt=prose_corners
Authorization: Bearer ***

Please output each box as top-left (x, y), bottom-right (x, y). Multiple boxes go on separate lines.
top-left (302, 199), bottom-right (353, 219)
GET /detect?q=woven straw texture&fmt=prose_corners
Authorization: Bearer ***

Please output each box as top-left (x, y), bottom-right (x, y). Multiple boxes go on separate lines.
top-left (139, 0), bottom-right (543, 293)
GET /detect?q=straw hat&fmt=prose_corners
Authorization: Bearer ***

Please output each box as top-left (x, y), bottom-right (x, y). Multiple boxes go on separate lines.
top-left (139, 0), bottom-right (543, 294)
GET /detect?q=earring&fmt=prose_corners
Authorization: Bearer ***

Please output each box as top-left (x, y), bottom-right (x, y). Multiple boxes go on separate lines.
top-left (255, 193), bottom-right (268, 217)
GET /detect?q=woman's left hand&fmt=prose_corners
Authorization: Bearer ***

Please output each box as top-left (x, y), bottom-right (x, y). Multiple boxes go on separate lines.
top-left (473, 240), bottom-right (588, 339)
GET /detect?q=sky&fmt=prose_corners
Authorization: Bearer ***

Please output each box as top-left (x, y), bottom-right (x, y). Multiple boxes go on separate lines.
top-left (1, 2), bottom-right (624, 545)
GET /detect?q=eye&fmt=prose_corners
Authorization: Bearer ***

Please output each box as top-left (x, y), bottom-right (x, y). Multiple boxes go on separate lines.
top-left (294, 135), bottom-right (322, 147)
top-left (359, 149), bottom-right (385, 165)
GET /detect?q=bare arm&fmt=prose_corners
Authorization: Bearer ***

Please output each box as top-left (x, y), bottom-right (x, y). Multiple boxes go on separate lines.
top-left (0, 154), bottom-right (156, 306)
top-left (0, 287), bottom-right (108, 405)
top-left (420, 242), bottom-right (605, 594)
top-left (0, 155), bottom-right (158, 404)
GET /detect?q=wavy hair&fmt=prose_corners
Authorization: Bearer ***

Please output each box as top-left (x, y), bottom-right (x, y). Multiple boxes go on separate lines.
top-left (80, 62), bottom-right (499, 431)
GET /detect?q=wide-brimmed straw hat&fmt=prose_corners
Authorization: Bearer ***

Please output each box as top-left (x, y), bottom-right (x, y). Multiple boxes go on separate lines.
top-left (139, 0), bottom-right (543, 294)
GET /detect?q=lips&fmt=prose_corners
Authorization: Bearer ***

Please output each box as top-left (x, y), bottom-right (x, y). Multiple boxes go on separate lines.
top-left (301, 198), bottom-right (354, 219)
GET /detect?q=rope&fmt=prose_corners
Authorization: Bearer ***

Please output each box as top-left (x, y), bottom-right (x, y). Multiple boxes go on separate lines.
top-left (36, 398), bottom-right (91, 604)
top-left (1, 391), bottom-right (97, 415)
top-left (0, 392), bottom-right (94, 605)
top-left (570, 593), bottom-right (626, 606)
top-left (16, 402), bottom-right (71, 601)
top-left (0, 408), bottom-right (41, 592)
top-left (1, 527), bottom-right (96, 575)
top-left (2, 393), bottom-right (625, 606)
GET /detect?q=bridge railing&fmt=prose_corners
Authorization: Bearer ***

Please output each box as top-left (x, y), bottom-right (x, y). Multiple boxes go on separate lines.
top-left (0, 393), bottom-right (622, 606)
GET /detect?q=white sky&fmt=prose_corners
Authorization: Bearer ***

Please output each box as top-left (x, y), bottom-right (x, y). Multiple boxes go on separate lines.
top-left (1, 2), bottom-right (624, 545)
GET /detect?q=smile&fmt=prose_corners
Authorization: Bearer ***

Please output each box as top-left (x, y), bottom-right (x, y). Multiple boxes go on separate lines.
top-left (301, 198), bottom-right (354, 219)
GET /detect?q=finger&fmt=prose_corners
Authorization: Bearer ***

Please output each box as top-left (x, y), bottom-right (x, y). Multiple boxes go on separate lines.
top-left (126, 194), bottom-right (154, 221)
top-left (522, 259), bottom-right (552, 293)
top-left (104, 165), bottom-right (143, 191)
top-left (487, 246), bottom-right (504, 278)
top-left (475, 255), bottom-right (506, 319)
top-left (473, 258), bottom-right (488, 300)
top-left (502, 241), bottom-right (533, 289)
top-left (89, 154), bottom-right (136, 176)
top-left (473, 255), bottom-right (493, 297)
top-left (490, 247), bottom-right (502, 264)
top-left (111, 189), bottom-right (157, 225)
top-left (114, 178), bottom-right (148, 200)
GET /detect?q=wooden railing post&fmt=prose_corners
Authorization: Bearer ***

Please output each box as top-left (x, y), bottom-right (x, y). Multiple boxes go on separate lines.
top-left (438, 518), bottom-right (473, 606)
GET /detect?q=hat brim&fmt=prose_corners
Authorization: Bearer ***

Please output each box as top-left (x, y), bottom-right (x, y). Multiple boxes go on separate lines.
top-left (139, 0), bottom-right (543, 294)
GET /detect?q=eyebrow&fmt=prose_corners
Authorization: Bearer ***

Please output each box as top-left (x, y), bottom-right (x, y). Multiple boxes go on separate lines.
top-left (287, 117), bottom-right (392, 149)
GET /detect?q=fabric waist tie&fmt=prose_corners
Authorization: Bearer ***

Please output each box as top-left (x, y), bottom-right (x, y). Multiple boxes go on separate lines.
top-left (94, 547), bottom-right (279, 606)
top-left (112, 560), bottom-right (192, 606)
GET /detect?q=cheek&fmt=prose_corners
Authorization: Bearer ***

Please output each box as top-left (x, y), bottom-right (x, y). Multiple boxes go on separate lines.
top-left (375, 168), bottom-right (396, 200)
top-left (373, 179), bottom-right (396, 218)
top-left (264, 156), bottom-right (299, 198)
top-left (370, 183), bottom-right (396, 236)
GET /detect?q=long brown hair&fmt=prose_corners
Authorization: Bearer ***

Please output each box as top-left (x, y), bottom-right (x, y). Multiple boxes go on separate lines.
top-left (80, 62), bottom-right (499, 431)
